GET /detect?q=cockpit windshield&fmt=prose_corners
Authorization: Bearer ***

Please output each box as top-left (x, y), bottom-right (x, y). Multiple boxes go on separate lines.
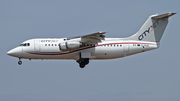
top-left (19, 43), bottom-right (30, 46)
top-left (19, 44), bottom-right (23, 46)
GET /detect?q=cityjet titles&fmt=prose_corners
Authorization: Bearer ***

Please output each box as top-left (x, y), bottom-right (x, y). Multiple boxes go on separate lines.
top-left (138, 20), bottom-right (159, 40)
top-left (41, 40), bottom-right (59, 42)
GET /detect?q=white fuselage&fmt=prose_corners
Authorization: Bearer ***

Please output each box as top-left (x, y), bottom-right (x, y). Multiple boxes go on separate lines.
top-left (7, 38), bottom-right (159, 60)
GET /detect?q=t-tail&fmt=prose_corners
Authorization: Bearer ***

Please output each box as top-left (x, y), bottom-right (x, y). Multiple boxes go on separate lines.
top-left (127, 12), bottom-right (176, 42)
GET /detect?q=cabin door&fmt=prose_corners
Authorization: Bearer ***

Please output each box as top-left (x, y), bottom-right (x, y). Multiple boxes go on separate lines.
top-left (123, 41), bottom-right (129, 52)
top-left (34, 40), bottom-right (41, 51)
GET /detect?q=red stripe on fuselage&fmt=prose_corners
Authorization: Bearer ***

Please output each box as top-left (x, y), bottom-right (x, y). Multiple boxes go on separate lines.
top-left (26, 42), bottom-right (156, 55)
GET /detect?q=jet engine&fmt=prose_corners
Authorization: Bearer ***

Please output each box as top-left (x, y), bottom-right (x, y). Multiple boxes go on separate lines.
top-left (59, 41), bottom-right (81, 51)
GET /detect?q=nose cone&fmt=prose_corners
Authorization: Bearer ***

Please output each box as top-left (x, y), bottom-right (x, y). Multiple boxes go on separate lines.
top-left (7, 49), bottom-right (14, 56)
top-left (7, 47), bottom-right (22, 58)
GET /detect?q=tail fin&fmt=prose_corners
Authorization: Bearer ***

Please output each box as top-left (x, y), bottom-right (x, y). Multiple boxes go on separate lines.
top-left (128, 12), bottom-right (176, 42)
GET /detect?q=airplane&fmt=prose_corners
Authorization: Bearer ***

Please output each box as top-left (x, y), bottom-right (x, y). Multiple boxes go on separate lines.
top-left (7, 12), bottom-right (176, 68)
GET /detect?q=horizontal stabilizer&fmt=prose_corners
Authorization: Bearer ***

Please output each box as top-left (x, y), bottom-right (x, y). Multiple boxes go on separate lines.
top-left (152, 12), bottom-right (176, 19)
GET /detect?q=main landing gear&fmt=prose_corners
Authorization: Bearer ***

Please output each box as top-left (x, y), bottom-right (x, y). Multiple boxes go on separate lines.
top-left (18, 58), bottom-right (22, 65)
top-left (77, 58), bottom-right (89, 68)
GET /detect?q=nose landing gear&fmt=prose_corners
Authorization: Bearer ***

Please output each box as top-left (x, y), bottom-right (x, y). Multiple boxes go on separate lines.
top-left (18, 58), bottom-right (22, 65)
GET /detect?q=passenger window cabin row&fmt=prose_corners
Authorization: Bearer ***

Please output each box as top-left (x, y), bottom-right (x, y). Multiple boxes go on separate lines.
top-left (100, 44), bottom-right (122, 47)
top-left (44, 44), bottom-right (122, 47)
top-left (45, 44), bottom-right (58, 46)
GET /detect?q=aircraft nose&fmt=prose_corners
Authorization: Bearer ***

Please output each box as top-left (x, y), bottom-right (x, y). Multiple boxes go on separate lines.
top-left (7, 49), bottom-right (14, 56)
top-left (7, 47), bottom-right (23, 57)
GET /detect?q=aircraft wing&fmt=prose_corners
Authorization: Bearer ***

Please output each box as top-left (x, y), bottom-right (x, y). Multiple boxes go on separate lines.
top-left (67, 32), bottom-right (106, 44)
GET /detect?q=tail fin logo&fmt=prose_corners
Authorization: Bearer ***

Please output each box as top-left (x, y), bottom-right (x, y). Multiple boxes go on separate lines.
top-left (138, 20), bottom-right (159, 40)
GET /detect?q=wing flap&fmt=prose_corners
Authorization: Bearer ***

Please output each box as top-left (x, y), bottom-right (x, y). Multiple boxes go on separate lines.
top-left (81, 32), bottom-right (106, 44)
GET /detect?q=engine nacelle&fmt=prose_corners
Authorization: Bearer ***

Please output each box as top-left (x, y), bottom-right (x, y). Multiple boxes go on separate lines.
top-left (59, 41), bottom-right (81, 51)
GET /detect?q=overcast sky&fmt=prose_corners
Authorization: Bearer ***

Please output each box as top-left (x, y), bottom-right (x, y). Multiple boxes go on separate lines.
top-left (1, 0), bottom-right (180, 101)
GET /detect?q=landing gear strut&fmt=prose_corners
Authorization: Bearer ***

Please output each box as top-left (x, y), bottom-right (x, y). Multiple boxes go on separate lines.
top-left (77, 58), bottom-right (89, 68)
top-left (18, 58), bottom-right (22, 65)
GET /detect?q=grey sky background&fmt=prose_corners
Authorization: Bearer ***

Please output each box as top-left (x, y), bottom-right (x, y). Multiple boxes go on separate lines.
top-left (1, 0), bottom-right (180, 101)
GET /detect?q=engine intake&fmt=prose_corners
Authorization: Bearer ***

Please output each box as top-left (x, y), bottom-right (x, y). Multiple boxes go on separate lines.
top-left (59, 41), bottom-right (81, 51)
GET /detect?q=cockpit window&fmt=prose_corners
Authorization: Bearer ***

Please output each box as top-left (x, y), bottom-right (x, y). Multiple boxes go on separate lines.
top-left (19, 44), bottom-right (23, 46)
top-left (23, 44), bottom-right (26, 46)
top-left (19, 43), bottom-right (30, 47)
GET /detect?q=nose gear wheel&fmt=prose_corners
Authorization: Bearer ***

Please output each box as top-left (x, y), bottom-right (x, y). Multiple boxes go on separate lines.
top-left (18, 58), bottom-right (22, 65)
